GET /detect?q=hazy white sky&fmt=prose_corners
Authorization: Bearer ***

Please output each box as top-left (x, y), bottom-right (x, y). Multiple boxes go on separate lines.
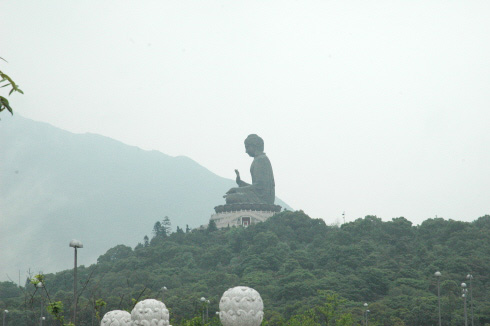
top-left (2, 1), bottom-right (489, 225)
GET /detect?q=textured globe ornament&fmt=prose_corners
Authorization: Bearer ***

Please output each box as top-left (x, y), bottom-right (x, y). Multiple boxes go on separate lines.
top-left (100, 310), bottom-right (131, 326)
top-left (131, 299), bottom-right (170, 326)
top-left (219, 286), bottom-right (264, 326)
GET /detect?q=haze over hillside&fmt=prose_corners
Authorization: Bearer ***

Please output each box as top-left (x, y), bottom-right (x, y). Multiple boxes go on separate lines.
top-left (0, 116), bottom-right (290, 281)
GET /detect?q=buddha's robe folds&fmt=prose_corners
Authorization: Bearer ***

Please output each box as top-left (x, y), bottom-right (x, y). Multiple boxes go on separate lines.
top-left (226, 153), bottom-right (275, 205)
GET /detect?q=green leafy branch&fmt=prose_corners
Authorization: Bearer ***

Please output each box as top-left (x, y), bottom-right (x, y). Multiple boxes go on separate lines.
top-left (30, 274), bottom-right (75, 326)
top-left (30, 274), bottom-right (45, 287)
top-left (94, 299), bottom-right (106, 322)
top-left (0, 56), bottom-right (24, 115)
top-left (46, 301), bottom-right (76, 326)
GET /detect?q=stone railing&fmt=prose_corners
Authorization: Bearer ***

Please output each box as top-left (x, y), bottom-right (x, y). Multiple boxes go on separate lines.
top-left (214, 203), bottom-right (281, 213)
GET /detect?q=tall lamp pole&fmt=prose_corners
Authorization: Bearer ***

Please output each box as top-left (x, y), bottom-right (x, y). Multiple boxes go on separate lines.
top-left (69, 239), bottom-right (83, 325)
top-left (206, 299), bottom-right (210, 321)
top-left (36, 282), bottom-right (44, 326)
top-left (462, 283), bottom-right (468, 326)
top-left (200, 297), bottom-right (206, 322)
top-left (2, 310), bottom-right (8, 326)
top-left (363, 303), bottom-right (368, 326)
top-left (161, 286), bottom-right (167, 303)
top-left (435, 271), bottom-right (442, 326)
top-left (467, 274), bottom-right (474, 326)
top-left (200, 297), bottom-right (210, 323)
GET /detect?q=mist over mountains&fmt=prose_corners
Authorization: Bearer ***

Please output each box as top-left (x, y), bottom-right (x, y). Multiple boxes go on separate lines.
top-left (0, 116), bottom-right (289, 281)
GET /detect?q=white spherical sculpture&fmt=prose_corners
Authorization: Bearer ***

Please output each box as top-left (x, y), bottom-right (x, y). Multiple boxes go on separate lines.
top-left (131, 299), bottom-right (170, 326)
top-left (100, 310), bottom-right (131, 326)
top-left (219, 286), bottom-right (264, 326)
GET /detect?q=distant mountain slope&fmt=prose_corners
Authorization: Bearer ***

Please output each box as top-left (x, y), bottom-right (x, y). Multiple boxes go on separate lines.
top-left (0, 116), bottom-right (290, 281)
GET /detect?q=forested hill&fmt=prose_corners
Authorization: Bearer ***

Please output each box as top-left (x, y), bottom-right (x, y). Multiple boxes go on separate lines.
top-left (1, 211), bottom-right (489, 326)
top-left (0, 115), bottom-right (291, 281)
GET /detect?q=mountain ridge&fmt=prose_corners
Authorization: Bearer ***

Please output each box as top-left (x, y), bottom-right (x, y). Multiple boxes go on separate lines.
top-left (0, 115), bottom-right (290, 281)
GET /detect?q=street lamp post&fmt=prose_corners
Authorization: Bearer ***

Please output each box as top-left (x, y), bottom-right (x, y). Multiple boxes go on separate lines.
top-left (37, 282), bottom-right (44, 326)
top-left (69, 239), bottom-right (83, 325)
top-left (206, 300), bottom-right (210, 321)
top-left (467, 274), bottom-right (474, 326)
top-left (462, 283), bottom-right (468, 326)
top-left (2, 310), bottom-right (8, 326)
top-left (161, 286), bottom-right (167, 303)
top-left (435, 271), bottom-right (442, 326)
top-left (363, 303), bottom-right (368, 326)
top-left (200, 297), bottom-right (206, 323)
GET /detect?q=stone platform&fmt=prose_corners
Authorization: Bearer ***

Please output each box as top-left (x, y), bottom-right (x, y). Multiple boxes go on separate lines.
top-left (211, 204), bottom-right (281, 228)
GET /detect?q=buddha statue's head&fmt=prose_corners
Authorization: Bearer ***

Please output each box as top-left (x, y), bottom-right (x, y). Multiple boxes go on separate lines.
top-left (244, 134), bottom-right (264, 157)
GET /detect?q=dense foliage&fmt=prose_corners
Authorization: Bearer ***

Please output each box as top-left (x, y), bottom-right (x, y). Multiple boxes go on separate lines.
top-left (1, 211), bottom-right (489, 325)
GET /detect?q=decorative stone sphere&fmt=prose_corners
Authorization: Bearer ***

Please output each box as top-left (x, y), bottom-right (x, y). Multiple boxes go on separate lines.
top-left (219, 286), bottom-right (264, 326)
top-left (100, 310), bottom-right (131, 326)
top-left (131, 299), bottom-right (170, 326)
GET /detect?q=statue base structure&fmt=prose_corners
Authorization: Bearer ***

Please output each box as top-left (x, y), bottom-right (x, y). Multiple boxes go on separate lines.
top-left (211, 203), bottom-right (281, 228)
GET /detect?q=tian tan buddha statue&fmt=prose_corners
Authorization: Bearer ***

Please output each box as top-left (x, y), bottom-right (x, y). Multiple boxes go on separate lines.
top-left (224, 134), bottom-right (275, 205)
